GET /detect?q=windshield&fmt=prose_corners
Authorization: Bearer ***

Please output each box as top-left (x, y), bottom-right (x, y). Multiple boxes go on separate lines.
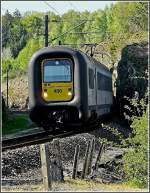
top-left (43, 59), bottom-right (72, 83)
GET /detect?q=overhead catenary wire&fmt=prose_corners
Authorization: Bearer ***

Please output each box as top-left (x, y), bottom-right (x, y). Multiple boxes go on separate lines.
top-left (68, 1), bottom-right (80, 12)
top-left (3, 2), bottom-right (112, 61)
top-left (44, 1), bottom-right (91, 23)
top-left (51, 20), bottom-right (87, 42)
top-left (47, 5), bottom-right (98, 43)
top-left (44, 1), bottom-right (90, 23)
top-left (50, 19), bottom-right (93, 23)
top-left (67, 1), bottom-right (81, 26)
top-left (63, 31), bottom-right (104, 34)
top-left (44, 1), bottom-right (61, 15)
top-left (62, 43), bottom-right (97, 46)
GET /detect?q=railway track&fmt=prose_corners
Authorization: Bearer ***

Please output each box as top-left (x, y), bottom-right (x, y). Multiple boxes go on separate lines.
top-left (2, 129), bottom-right (77, 151)
top-left (2, 122), bottom-right (100, 151)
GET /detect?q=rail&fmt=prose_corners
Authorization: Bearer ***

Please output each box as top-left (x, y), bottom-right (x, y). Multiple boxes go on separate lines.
top-left (2, 121), bottom-right (100, 151)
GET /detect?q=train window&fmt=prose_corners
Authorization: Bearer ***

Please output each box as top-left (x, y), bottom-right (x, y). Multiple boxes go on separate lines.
top-left (43, 59), bottom-right (72, 83)
top-left (97, 72), bottom-right (112, 91)
top-left (89, 68), bottom-right (94, 89)
top-left (97, 72), bottom-right (102, 90)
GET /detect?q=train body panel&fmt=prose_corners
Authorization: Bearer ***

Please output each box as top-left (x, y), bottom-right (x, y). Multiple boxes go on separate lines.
top-left (94, 62), bottom-right (113, 117)
top-left (42, 81), bottom-right (74, 102)
top-left (28, 46), bottom-right (113, 130)
top-left (81, 53), bottom-right (113, 120)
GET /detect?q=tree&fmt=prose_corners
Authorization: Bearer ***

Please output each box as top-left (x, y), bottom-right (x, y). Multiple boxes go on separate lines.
top-left (60, 10), bottom-right (84, 45)
top-left (128, 2), bottom-right (148, 32)
top-left (14, 38), bottom-right (44, 73)
top-left (2, 10), bottom-right (28, 58)
top-left (2, 10), bottom-right (13, 48)
top-left (22, 13), bottom-right (44, 38)
top-left (9, 22), bottom-right (27, 58)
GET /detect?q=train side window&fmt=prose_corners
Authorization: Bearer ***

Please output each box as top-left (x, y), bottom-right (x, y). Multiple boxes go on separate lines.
top-left (97, 72), bottom-right (103, 90)
top-left (89, 68), bottom-right (94, 89)
top-left (97, 72), bottom-right (112, 91)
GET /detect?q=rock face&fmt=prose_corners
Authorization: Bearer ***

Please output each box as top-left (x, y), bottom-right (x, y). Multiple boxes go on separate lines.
top-left (115, 41), bottom-right (148, 118)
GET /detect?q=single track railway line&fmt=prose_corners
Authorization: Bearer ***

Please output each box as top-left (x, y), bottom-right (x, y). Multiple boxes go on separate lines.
top-left (2, 122), bottom-right (100, 151)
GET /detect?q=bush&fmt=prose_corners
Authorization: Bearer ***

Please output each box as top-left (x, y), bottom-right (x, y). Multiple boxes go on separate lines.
top-left (123, 110), bottom-right (148, 188)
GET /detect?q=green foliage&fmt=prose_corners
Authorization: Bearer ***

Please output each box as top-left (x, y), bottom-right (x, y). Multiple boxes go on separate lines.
top-left (128, 2), bottom-right (148, 32)
top-left (2, 56), bottom-right (14, 79)
top-left (2, 114), bottom-right (36, 135)
top-left (2, 9), bottom-right (28, 58)
top-left (123, 110), bottom-right (148, 188)
top-left (104, 31), bottom-right (148, 64)
top-left (22, 12), bottom-right (44, 37)
top-left (106, 2), bottom-right (148, 36)
top-left (2, 10), bottom-right (14, 48)
top-left (14, 38), bottom-right (44, 72)
top-left (60, 11), bottom-right (84, 45)
top-left (9, 23), bottom-right (27, 58)
top-left (2, 37), bottom-right (44, 79)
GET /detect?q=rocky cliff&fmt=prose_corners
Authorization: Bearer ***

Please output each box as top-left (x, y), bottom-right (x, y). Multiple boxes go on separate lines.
top-left (115, 41), bottom-right (148, 119)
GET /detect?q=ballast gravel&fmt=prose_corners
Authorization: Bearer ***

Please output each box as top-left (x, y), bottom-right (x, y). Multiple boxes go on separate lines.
top-left (2, 121), bottom-right (129, 186)
top-left (2, 133), bottom-right (98, 177)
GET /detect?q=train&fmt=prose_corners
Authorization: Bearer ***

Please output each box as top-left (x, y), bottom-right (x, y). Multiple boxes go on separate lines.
top-left (28, 46), bottom-right (113, 132)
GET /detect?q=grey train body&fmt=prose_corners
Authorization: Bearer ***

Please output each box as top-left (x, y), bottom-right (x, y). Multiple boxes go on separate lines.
top-left (28, 46), bottom-right (113, 129)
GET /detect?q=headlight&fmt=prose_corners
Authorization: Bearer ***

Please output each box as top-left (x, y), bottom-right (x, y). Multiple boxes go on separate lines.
top-left (43, 92), bottom-right (48, 98)
top-left (68, 91), bottom-right (72, 96)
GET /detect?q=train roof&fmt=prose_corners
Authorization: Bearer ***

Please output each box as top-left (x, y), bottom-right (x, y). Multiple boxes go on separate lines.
top-left (33, 46), bottom-right (111, 73)
top-left (35, 45), bottom-right (78, 54)
top-left (80, 51), bottom-right (111, 72)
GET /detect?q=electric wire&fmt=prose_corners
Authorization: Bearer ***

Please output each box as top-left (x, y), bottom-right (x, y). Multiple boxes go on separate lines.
top-left (68, 1), bottom-right (80, 12)
top-left (44, 1), bottom-right (61, 15)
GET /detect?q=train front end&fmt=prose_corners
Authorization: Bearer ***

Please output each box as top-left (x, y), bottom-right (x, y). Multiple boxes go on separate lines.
top-left (42, 58), bottom-right (73, 103)
top-left (28, 47), bottom-right (86, 131)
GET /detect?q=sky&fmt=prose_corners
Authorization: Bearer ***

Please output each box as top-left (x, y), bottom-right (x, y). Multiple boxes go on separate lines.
top-left (2, 1), bottom-right (117, 15)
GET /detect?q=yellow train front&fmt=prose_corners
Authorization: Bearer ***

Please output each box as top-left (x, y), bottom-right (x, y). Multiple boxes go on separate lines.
top-left (28, 46), bottom-right (113, 131)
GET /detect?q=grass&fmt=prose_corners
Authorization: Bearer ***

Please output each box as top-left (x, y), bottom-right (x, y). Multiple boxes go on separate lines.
top-left (53, 178), bottom-right (149, 192)
top-left (1, 178), bottom-right (149, 192)
top-left (2, 114), bottom-right (36, 135)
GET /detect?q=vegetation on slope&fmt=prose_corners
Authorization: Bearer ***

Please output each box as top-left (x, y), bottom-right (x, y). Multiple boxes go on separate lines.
top-left (123, 109), bottom-right (148, 188)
